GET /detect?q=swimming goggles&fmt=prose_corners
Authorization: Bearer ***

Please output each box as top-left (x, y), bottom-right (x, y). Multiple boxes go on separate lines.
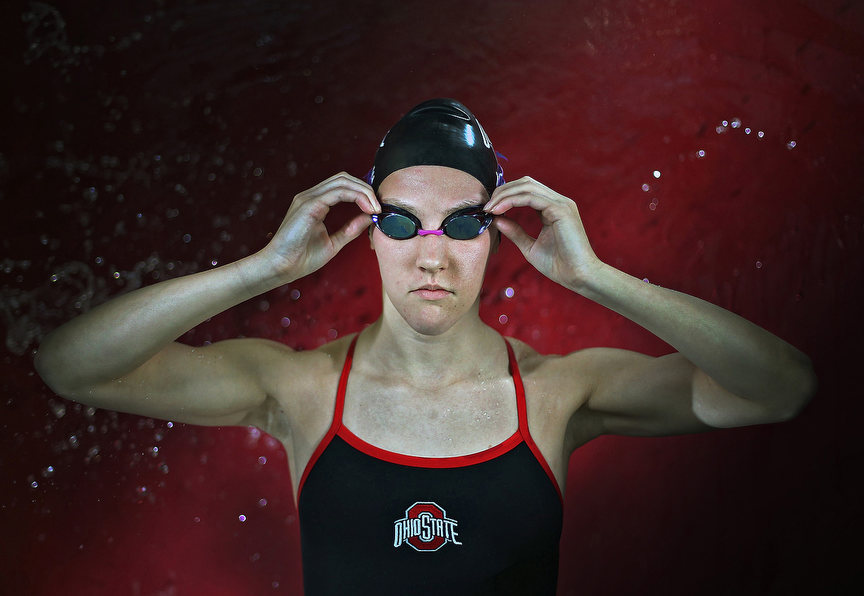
top-left (371, 205), bottom-right (494, 240)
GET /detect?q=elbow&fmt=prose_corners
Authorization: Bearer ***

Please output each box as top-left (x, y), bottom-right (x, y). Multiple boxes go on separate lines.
top-left (33, 345), bottom-right (81, 399)
top-left (773, 356), bottom-right (818, 423)
top-left (33, 347), bottom-right (63, 395)
top-left (33, 347), bottom-right (56, 389)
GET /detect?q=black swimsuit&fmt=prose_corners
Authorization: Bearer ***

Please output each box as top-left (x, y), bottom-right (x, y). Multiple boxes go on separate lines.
top-left (298, 336), bottom-right (563, 595)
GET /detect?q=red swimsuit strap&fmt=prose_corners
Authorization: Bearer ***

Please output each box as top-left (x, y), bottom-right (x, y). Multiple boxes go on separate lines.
top-left (331, 334), bottom-right (357, 427)
top-left (505, 338), bottom-right (564, 503)
top-left (297, 334), bottom-right (357, 497)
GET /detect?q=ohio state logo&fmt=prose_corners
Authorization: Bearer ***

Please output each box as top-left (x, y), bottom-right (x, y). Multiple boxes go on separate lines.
top-left (393, 501), bottom-right (462, 552)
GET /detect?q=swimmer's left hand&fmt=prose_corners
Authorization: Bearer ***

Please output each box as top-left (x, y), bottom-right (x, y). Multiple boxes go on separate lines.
top-left (485, 176), bottom-right (602, 292)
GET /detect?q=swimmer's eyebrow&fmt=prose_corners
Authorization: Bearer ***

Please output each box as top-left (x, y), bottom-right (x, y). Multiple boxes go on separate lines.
top-left (384, 198), bottom-right (485, 216)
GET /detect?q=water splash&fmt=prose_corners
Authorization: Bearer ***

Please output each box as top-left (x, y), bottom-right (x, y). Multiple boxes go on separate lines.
top-left (1, 257), bottom-right (198, 355)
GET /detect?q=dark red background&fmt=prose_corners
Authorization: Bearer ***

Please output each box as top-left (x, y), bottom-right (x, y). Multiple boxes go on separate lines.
top-left (1, 1), bottom-right (862, 594)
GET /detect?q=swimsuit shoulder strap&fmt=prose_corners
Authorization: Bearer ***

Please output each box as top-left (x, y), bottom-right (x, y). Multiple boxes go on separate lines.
top-left (504, 337), bottom-right (564, 503)
top-left (504, 338), bottom-right (530, 435)
top-left (332, 333), bottom-right (358, 428)
top-left (297, 334), bottom-right (358, 499)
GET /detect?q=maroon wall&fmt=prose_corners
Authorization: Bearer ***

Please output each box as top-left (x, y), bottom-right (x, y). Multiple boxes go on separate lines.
top-left (2, 1), bottom-right (862, 594)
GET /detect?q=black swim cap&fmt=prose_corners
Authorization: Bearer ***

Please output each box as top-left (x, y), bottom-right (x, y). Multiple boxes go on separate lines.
top-left (366, 98), bottom-right (504, 197)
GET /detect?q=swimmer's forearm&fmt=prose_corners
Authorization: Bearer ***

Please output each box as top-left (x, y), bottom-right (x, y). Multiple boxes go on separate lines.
top-left (575, 262), bottom-right (816, 414)
top-left (34, 252), bottom-right (290, 391)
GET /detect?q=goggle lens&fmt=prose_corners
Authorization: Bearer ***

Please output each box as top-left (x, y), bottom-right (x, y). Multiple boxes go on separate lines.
top-left (444, 215), bottom-right (485, 239)
top-left (377, 213), bottom-right (416, 239)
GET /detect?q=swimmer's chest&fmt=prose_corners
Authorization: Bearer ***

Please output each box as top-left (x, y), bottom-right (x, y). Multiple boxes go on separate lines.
top-left (341, 371), bottom-right (519, 457)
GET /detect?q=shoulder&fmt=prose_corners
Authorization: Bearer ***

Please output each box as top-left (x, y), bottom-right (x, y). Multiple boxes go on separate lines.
top-left (238, 333), bottom-right (357, 431)
top-left (509, 339), bottom-right (648, 384)
top-left (261, 333), bottom-right (356, 394)
top-left (504, 335), bottom-right (594, 385)
top-left (503, 335), bottom-right (592, 405)
top-left (226, 333), bottom-right (354, 375)
top-left (505, 338), bottom-right (652, 412)
top-left (504, 336), bottom-right (615, 453)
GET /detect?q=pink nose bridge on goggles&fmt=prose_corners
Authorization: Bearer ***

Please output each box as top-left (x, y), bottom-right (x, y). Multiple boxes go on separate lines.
top-left (417, 229), bottom-right (444, 236)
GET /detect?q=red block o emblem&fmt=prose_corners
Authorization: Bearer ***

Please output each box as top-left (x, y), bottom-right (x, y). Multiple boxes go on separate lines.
top-left (393, 501), bottom-right (462, 552)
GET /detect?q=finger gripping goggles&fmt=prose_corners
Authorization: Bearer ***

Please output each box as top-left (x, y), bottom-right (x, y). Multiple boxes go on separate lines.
top-left (371, 205), bottom-right (494, 240)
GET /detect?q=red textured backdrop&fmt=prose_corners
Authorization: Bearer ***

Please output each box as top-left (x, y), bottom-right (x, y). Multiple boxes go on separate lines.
top-left (1, 0), bottom-right (862, 594)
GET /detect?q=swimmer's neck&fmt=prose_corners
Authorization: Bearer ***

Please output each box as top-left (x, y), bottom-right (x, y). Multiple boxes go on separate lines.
top-left (356, 303), bottom-right (503, 387)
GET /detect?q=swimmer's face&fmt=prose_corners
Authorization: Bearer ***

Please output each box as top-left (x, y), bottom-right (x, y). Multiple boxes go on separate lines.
top-left (372, 165), bottom-right (497, 336)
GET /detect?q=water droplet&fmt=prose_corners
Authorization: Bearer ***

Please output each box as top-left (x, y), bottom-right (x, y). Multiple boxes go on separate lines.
top-left (280, 317), bottom-right (291, 328)
top-left (731, 118), bottom-right (742, 129)
top-left (498, 314), bottom-right (509, 324)
top-left (238, 514), bottom-right (247, 522)
top-left (50, 400), bottom-right (67, 418)
top-left (744, 127), bottom-right (752, 134)
top-left (182, 233), bottom-right (192, 243)
top-left (289, 289), bottom-right (301, 300)
top-left (504, 287), bottom-right (515, 298)
top-left (757, 131), bottom-right (765, 138)
top-left (641, 183), bottom-right (650, 192)
top-left (755, 260), bottom-right (763, 269)
top-left (786, 140), bottom-right (797, 150)
top-left (652, 170), bottom-right (661, 179)
top-left (257, 456), bottom-right (267, 465)
top-left (697, 149), bottom-right (706, 158)
top-left (258, 498), bottom-right (268, 508)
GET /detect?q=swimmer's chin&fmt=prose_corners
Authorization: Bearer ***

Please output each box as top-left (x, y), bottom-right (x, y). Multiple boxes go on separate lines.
top-left (400, 312), bottom-right (463, 337)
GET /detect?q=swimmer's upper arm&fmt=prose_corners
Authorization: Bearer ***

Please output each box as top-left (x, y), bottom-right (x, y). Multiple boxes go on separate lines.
top-left (38, 338), bottom-right (290, 427)
top-left (568, 348), bottom-right (791, 437)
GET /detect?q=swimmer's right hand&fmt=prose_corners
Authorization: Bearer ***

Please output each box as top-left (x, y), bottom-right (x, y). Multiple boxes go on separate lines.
top-left (255, 172), bottom-right (380, 284)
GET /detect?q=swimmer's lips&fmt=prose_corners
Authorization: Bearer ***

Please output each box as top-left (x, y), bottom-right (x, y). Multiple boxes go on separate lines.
top-left (411, 285), bottom-right (453, 300)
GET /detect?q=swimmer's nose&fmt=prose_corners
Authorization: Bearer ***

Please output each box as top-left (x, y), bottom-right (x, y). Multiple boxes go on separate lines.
top-left (415, 234), bottom-right (448, 272)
